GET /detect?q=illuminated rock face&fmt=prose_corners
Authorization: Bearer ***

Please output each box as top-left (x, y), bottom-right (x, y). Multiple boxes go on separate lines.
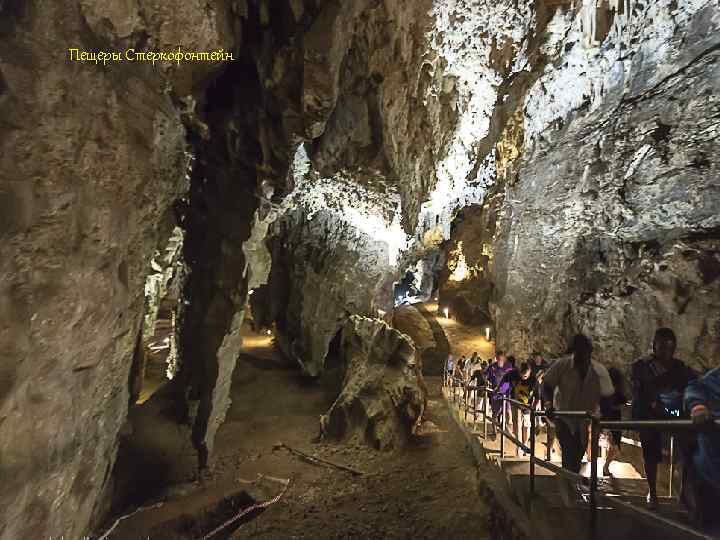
top-left (320, 316), bottom-right (427, 450)
top-left (2, 0), bottom-right (719, 537)
top-left (425, 1), bottom-right (720, 371)
top-left (488, 1), bottom-right (720, 370)
top-left (438, 204), bottom-right (497, 326)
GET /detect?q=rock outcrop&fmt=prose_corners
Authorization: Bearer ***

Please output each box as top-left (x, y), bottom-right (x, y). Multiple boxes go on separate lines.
top-left (0, 1), bottom-right (230, 537)
top-left (392, 305), bottom-right (436, 353)
top-left (392, 304), bottom-right (452, 375)
top-left (487, 0), bottom-right (720, 370)
top-left (2, 0), bottom-right (720, 537)
top-left (320, 316), bottom-right (427, 450)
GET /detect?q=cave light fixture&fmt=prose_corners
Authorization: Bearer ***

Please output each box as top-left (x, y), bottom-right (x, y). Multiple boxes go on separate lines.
top-left (443, 307), bottom-right (449, 319)
top-left (485, 327), bottom-right (491, 340)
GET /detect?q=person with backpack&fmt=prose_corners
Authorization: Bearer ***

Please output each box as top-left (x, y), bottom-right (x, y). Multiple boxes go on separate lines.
top-left (486, 351), bottom-right (513, 427)
top-left (445, 354), bottom-right (454, 387)
top-left (503, 362), bottom-right (536, 454)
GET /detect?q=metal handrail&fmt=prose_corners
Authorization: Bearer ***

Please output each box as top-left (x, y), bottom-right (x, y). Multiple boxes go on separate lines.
top-left (442, 377), bottom-right (719, 538)
top-left (600, 419), bottom-right (720, 429)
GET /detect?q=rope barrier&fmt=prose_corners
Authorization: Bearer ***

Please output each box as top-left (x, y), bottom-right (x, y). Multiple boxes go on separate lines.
top-left (200, 477), bottom-right (292, 540)
top-left (97, 502), bottom-right (165, 540)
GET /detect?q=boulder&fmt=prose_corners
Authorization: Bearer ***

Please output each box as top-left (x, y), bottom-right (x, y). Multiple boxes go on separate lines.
top-left (320, 316), bottom-right (427, 450)
top-left (392, 305), bottom-right (435, 351)
top-left (392, 304), bottom-right (450, 375)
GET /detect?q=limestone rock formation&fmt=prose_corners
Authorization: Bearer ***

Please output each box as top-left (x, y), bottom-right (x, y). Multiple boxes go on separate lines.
top-left (393, 305), bottom-right (436, 353)
top-left (419, 0), bottom-right (720, 372)
top-left (2, 0), bottom-right (720, 537)
top-left (0, 1), bottom-right (229, 537)
top-left (391, 304), bottom-right (451, 375)
top-left (487, 0), bottom-right (720, 370)
top-left (320, 316), bottom-right (427, 450)
top-left (437, 203), bottom-right (499, 326)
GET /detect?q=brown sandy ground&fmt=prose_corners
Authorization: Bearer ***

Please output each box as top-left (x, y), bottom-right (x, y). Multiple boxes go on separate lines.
top-left (108, 329), bottom-right (490, 539)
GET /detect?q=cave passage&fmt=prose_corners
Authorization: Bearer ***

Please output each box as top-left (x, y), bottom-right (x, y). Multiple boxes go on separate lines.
top-left (111, 319), bottom-right (492, 539)
top-left (2, 1), bottom-right (719, 539)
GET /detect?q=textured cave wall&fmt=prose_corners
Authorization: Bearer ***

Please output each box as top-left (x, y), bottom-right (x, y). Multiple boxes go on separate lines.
top-left (255, 206), bottom-right (398, 377)
top-left (422, 0), bottom-right (720, 372)
top-left (488, 1), bottom-right (720, 370)
top-left (0, 1), bottom-right (234, 538)
top-left (243, 0), bottom-right (463, 378)
top-left (306, 0), bottom-right (457, 231)
top-left (177, 51), bottom-right (264, 464)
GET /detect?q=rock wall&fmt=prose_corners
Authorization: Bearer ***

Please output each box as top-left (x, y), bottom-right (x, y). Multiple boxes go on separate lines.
top-left (243, 0), bottom-right (463, 378)
top-left (489, 0), bottom-right (720, 370)
top-left (320, 315), bottom-right (427, 449)
top-left (421, 1), bottom-right (720, 371)
top-left (3, 0), bottom-right (719, 536)
top-left (0, 1), bottom-right (233, 538)
top-left (437, 202), bottom-right (500, 326)
top-left (254, 197), bottom-right (400, 377)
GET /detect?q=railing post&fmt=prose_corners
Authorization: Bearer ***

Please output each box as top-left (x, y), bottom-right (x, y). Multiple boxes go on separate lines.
top-left (500, 394), bottom-right (506, 458)
top-left (669, 435), bottom-right (675, 499)
top-left (546, 414), bottom-right (552, 462)
top-left (473, 385), bottom-right (477, 426)
top-left (483, 387), bottom-right (488, 440)
top-left (590, 415), bottom-right (599, 531)
top-left (513, 401), bottom-right (518, 451)
top-left (464, 382), bottom-right (468, 421)
top-left (530, 408), bottom-right (536, 496)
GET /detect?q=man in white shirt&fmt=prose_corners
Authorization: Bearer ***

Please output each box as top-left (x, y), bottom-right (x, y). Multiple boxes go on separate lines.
top-left (542, 334), bottom-right (614, 474)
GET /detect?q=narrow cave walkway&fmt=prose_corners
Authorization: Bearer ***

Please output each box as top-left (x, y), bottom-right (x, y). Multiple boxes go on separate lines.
top-left (419, 301), bottom-right (495, 361)
top-left (112, 323), bottom-right (492, 539)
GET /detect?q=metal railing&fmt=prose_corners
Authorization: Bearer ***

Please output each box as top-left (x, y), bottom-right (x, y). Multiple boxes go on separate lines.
top-left (442, 375), bottom-right (720, 539)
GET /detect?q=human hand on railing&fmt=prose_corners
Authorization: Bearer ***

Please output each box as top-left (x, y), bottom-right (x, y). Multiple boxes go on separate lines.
top-left (691, 404), bottom-right (712, 426)
top-left (543, 401), bottom-right (554, 419)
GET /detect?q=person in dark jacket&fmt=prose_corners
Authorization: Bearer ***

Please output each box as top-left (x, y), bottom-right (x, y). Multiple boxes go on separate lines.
top-left (631, 328), bottom-right (697, 509)
top-left (682, 367), bottom-right (720, 530)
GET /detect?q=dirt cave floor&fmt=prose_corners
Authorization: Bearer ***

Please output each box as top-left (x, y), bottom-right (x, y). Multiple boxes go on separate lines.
top-left (109, 326), bottom-right (491, 539)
